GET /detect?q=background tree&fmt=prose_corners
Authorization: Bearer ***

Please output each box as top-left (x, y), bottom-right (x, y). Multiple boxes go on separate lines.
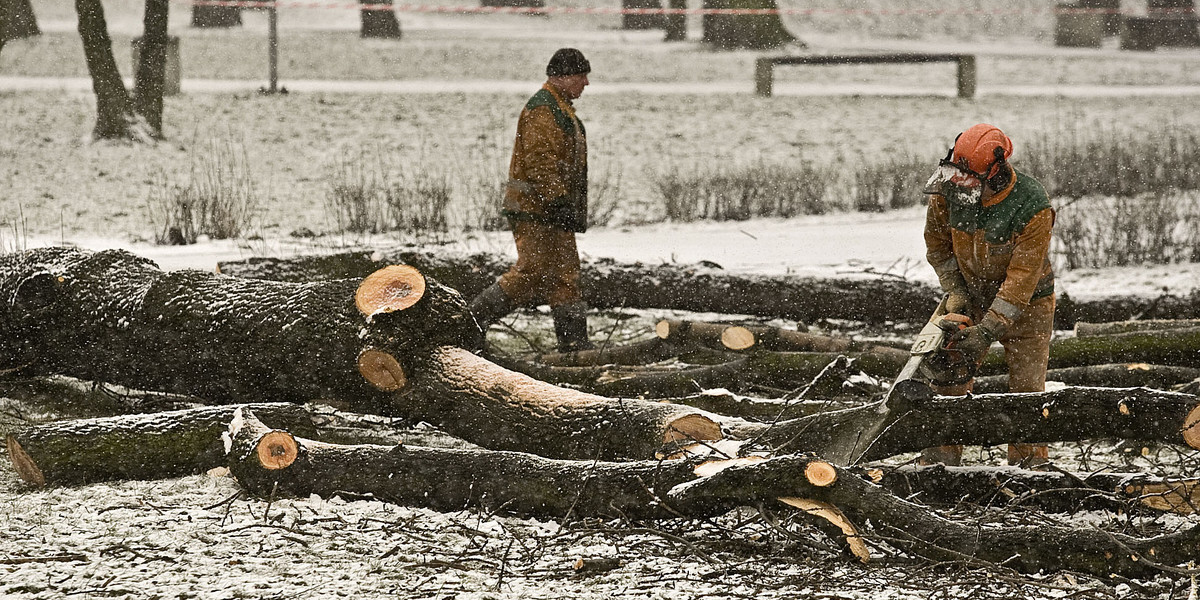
top-left (133, 0), bottom-right (169, 136)
top-left (76, 0), bottom-right (153, 141)
top-left (1, 0), bottom-right (40, 50)
top-left (360, 0), bottom-right (401, 38)
top-left (702, 0), bottom-right (796, 50)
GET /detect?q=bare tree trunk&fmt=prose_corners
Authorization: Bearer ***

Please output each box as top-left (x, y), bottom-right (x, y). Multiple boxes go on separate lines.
top-left (133, 0), bottom-right (169, 137)
top-left (75, 0), bottom-right (152, 141)
top-left (360, 0), bottom-right (401, 38)
top-left (1, 0), bottom-right (39, 47)
top-left (701, 0), bottom-right (796, 50)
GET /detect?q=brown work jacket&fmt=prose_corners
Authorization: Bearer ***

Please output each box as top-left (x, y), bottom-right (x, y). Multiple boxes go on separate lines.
top-left (503, 82), bottom-right (588, 233)
top-left (925, 167), bottom-right (1055, 325)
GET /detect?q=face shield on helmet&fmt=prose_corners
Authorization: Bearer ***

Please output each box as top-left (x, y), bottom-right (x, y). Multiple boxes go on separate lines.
top-left (924, 148), bottom-right (984, 207)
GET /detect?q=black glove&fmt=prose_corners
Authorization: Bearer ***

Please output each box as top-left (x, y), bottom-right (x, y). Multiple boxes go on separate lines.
top-left (949, 323), bottom-right (997, 364)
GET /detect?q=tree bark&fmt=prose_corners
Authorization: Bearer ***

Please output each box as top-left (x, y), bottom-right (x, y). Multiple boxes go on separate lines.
top-left (228, 410), bottom-right (1200, 578)
top-left (0, 247), bottom-right (479, 406)
top-left (973, 363), bottom-right (1200, 393)
top-left (360, 0), bottom-right (401, 39)
top-left (6, 403), bottom-right (315, 487)
top-left (215, 250), bottom-right (943, 325)
top-left (133, 0), bottom-right (169, 137)
top-left (407, 346), bottom-right (723, 461)
top-left (655, 318), bottom-right (862, 353)
top-left (877, 464), bottom-right (1200, 515)
top-left (980, 327), bottom-right (1200, 376)
top-left (701, 0), bottom-right (796, 50)
top-left (1, 0), bottom-right (39, 46)
top-left (1075, 318), bottom-right (1200, 337)
top-left (75, 0), bottom-right (152, 141)
top-left (737, 386), bottom-right (1200, 460)
top-left (190, 3), bottom-right (241, 28)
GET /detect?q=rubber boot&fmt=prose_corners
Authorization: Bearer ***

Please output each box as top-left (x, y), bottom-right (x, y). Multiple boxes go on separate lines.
top-left (551, 302), bottom-right (595, 353)
top-left (469, 282), bottom-right (516, 332)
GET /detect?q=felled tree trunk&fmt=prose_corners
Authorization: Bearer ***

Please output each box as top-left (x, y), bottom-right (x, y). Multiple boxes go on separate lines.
top-left (216, 249), bottom-right (942, 324)
top-left (1075, 318), bottom-right (1200, 337)
top-left (980, 327), bottom-right (1200, 375)
top-left (0, 248), bottom-right (477, 406)
top-left (877, 463), bottom-right (1200, 515)
top-left (228, 409), bottom-right (1199, 578)
top-left (974, 363), bottom-right (1200, 393)
top-left (217, 250), bottom-right (1200, 327)
top-left (736, 386), bottom-right (1200, 460)
top-left (0, 248), bottom-right (721, 462)
top-left (6, 403), bottom-right (315, 487)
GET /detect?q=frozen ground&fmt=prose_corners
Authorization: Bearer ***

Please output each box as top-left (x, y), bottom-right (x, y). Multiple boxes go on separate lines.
top-left (5, 1), bottom-right (1200, 598)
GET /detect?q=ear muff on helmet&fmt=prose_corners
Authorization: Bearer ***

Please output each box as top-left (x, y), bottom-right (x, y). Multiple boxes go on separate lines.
top-left (984, 145), bottom-right (1012, 191)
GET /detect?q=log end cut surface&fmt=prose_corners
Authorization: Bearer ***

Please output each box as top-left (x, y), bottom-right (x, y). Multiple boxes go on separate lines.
top-left (355, 265), bottom-right (427, 317)
top-left (664, 413), bottom-right (723, 445)
top-left (1184, 404), bottom-right (1200, 450)
top-left (256, 431), bottom-right (299, 470)
top-left (358, 348), bottom-right (407, 391)
top-left (720, 326), bottom-right (755, 351)
top-left (5, 435), bottom-right (46, 487)
top-left (804, 461), bottom-right (838, 487)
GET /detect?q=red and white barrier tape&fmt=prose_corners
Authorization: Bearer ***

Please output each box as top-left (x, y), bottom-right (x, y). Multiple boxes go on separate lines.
top-left (182, 1), bottom-right (1191, 17)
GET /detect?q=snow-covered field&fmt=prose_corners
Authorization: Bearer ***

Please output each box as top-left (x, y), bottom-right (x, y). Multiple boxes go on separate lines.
top-left (5, 1), bottom-right (1200, 598)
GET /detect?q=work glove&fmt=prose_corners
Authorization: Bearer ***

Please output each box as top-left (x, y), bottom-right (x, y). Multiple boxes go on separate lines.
top-left (937, 270), bottom-right (973, 316)
top-left (949, 323), bottom-right (997, 364)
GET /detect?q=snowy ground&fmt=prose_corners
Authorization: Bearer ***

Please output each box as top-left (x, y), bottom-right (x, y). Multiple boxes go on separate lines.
top-left (5, 1), bottom-right (1200, 598)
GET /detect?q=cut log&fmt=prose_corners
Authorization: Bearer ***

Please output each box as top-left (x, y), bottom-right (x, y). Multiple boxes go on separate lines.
top-left (355, 264), bottom-right (425, 317)
top-left (878, 464), bottom-right (1200, 515)
top-left (973, 363), bottom-right (1200, 393)
top-left (665, 454), bottom-right (1200, 578)
top-left (655, 318), bottom-right (856, 353)
top-left (980, 327), bottom-right (1200, 375)
top-left (5, 403), bottom-right (315, 487)
top-left (357, 347), bottom-right (407, 391)
top-left (217, 249), bottom-right (941, 324)
top-left (1076, 318), bottom-right (1200, 337)
top-left (217, 249), bottom-right (1200, 327)
top-left (406, 346), bottom-right (724, 460)
top-left (738, 386), bottom-right (1200, 461)
top-left (0, 248), bottom-right (479, 405)
top-left (537, 337), bottom-right (678, 367)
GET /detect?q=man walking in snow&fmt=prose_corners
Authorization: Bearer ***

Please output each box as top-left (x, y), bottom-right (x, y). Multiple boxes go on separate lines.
top-left (468, 48), bottom-right (594, 353)
top-left (921, 123), bottom-right (1056, 467)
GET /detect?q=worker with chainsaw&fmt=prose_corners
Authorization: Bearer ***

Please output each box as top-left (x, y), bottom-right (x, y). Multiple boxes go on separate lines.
top-left (468, 48), bottom-right (594, 353)
top-left (921, 123), bottom-right (1056, 467)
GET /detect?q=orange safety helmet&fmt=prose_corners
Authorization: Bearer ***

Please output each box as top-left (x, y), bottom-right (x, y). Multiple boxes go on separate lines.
top-left (951, 123), bottom-right (1013, 179)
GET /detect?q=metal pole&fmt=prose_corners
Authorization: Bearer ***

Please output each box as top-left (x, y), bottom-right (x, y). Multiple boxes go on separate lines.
top-left (268, 3), bottom-right (279, 94)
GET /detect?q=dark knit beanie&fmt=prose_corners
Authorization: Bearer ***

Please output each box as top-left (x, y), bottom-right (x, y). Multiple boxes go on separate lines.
top-left (546, 48), bottom-right (591, 77)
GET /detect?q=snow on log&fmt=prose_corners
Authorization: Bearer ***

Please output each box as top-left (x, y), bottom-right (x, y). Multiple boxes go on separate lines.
top-left (1076, 319), bottom-right (1200, 337)
top-left (217, 249), bottom-right (941, 324)
top-left (973, 363), bottom-right (1200, 393)
top-left (217, 249), bottom-right (1200, 327)
top-left (405, 346), bottom-right (724, 460)
top-left (0, 247), bottom-right (479, 405)
top-left (5, 403), bottom-right (315, 487)
top-left (877, 464), bottom-right (1200, 515)
top-left (655, 318), bottom-right (858, 353)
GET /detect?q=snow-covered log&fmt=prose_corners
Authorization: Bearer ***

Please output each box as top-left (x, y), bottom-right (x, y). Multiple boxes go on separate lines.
top-left (5, 403), bottom-right (315, 487)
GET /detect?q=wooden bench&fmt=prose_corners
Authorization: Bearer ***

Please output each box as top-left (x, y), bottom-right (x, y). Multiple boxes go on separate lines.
top-left (754, 53), bottom-right (977, 99)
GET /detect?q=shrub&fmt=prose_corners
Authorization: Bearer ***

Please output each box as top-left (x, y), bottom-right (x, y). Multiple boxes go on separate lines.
top-left (145, 138), bottom-right (261, 244)
top-left (1054, 191), bottom-right (1200, 268)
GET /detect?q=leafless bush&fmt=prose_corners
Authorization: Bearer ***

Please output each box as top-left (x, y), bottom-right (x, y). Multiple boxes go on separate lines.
top-left (652, 161), bottom-right (834, 222)
top-left (853, 154), bottom-right (928, 212)
top-left (384, 169), bottom-right (453, 235)
top-left (587, 163), bottom-right (624, 228)
top-left (145, 139), bottom-right (261, 244)
top-left (324, 151), bottom-right (386, 234)
top-left (1054, 192), bottom-right (1200, 268)
top-left (1023, 126), bottom-right (1200, 199)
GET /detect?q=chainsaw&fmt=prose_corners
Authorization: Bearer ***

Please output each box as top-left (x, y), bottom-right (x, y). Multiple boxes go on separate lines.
top-left (823, 294), bottom-right (977, 465)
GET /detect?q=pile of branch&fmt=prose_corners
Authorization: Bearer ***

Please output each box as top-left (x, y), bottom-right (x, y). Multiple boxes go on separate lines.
top-left (6, 247), bottom-right (1200, 580)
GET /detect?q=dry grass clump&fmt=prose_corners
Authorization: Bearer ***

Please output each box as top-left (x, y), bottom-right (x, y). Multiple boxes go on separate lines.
top-left (145, 138), bottom-right (261, 245)
top-left (1055, 192), bottom-right (1200, 269)
top-left (1022, 125), bottom-right (1200, 199)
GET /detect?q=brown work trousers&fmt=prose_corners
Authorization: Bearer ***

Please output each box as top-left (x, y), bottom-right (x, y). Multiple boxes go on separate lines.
top-left (922, 294), bottom-right (1056, 466)
top-left (498, 220), bottom-right (582, 308)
